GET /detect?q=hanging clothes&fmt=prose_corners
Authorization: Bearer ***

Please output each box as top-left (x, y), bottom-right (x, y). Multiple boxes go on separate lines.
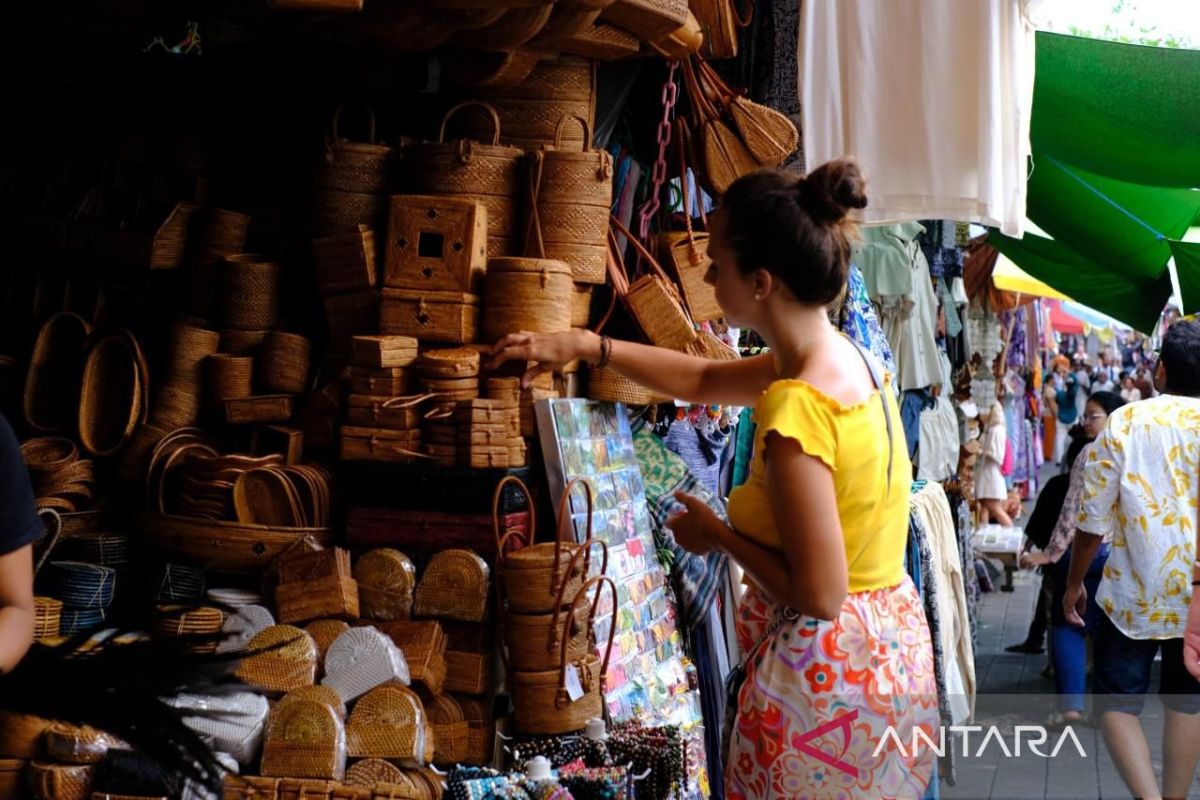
top-left (912, 482), bottom-right (977, 722)
top-left (799, 0), bottom-right (1039, 236)
top-left (855, 223), bottom-right (942, 391)
top-left (840, 262), bottom-right (898, 375)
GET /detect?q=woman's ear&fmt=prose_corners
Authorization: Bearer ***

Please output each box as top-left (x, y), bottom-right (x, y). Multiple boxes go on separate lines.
top-left (753, 268), bottom-right (775, 300)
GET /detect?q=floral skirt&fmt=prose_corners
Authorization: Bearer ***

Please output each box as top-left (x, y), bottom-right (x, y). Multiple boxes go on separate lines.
top-left (726, 578), bottom-right (939, 800)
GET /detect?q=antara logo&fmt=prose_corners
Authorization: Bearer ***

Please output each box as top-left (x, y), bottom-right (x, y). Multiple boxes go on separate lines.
top-left (873, 724), bottom-right (1089, 759)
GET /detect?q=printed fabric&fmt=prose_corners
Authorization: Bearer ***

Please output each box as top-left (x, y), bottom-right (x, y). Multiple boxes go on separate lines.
top-left (726, 580), bottom-right (938, 799)
top-left (634, 427), bottom-right (729, 631)
top-left (1078, 394), bottom-right (1200, 639)
top-left (840, 263), bottom-right (897, 376)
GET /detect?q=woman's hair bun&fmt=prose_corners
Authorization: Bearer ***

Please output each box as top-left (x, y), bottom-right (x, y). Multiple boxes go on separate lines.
top-left (797, 158), bottom-right (868, 225)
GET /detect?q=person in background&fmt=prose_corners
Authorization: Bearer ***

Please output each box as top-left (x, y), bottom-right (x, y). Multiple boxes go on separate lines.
top-left (0, 413), bottom-right (42, 674)
top-left (1120, 373), bottom-right (1142, 404)
top-left (490, 159), bottom-right (938, 798)
top-left (1023, 391), bottom-right (1126, 726)
top-left (1072, 356), bottom-right (1092, 421)
top-left (1064, 319), bottom-right (1200, 799)
top-left (1092, 359), bottom-right (1116, 394)
top-left (975, 388), bottom-right (1013, 527)
top-left (1133, 363), bottom-right (1156, 400)
top-left (1050, 355), bottom-right (1078, 465)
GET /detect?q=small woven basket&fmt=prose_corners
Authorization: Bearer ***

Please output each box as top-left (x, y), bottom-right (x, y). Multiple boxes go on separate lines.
top-left (354, 549), bottom-right (416, 622)
top-left (27, 760), bottom-right (94, 800)
top-left (311, 189), bottom-right (387, 237)
top-left (377, 621), bottom-right (447, 696)
top-left (344, 758), bottom-right (404, 788)
top-left (345, 685), bottom-right (429, 765)
top-left (165, 321), bottom-right (222, 389)
top-left (0, 711), bottom-right (52, 758)
top-left (259, 332), bottom-right (312, 395)
top-left (314, 102), bottom-right (393, 195)
top-left (260, 700), bottom-right (346, 781)
top-left (304, 619), bottom-right (351, 664)
top-left (221, 255), bottom-right (281, 331)
top-left (482, 257), bottom-right (573, 342)
top-left (413, 549), bottom-right (490, 622)
top-left (423, 694), bottom-right (468, 767)
top-left (43, 723), bottom-right (124, 765)
top-left (149, 384), bottom-right (201, 431)
top-left (235, 625), bottom-right (319, 694)
top-left (273, 685), bottom-right (347, 724)
top-left (586, 366), bottom-right (653, 405)
top-left (79, 333), bottom-right (144, 457)
top-left (203, 354), bottom-right (254, 412)
top-left (198, 209), bottom-right (251, 259)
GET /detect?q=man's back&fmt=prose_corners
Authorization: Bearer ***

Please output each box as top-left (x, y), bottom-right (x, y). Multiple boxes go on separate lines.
top-left (1079, 394), bottom-right (1200, 639)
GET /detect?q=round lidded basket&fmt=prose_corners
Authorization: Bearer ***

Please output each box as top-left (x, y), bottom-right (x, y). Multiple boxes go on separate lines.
top-left (482, 257), bottom-right (573, 342)
top-left (258, 332), bottom-right (311, 395)
top-left (220, 254), bottom-right (281, 331)
top-left (498, 476), bottom-right (598, 615)
top-left (314, 101), bottom-right (393, 195)
top-left (412, 549), bottom-right (491, 622)
top-left (532, 115), bottom-right (613, 207)
top-left (203, 354), bottom-right (254, 412)
top-left (414, 348), bottom-right (481, 379)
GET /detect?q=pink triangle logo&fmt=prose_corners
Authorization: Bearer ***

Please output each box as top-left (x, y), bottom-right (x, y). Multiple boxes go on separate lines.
top-left (795, 709), bottom-right (860, 778)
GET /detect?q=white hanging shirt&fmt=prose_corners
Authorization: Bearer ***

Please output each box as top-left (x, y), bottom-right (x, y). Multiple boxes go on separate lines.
top-left (799, 0), bottom-right (1039, 236)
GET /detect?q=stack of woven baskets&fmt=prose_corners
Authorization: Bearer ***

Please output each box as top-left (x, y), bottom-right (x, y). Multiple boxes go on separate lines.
top-left (21, 437), bottom-right (96, 514)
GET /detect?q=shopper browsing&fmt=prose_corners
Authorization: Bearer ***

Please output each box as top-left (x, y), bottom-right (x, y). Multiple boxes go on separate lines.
top-left (490, 160), bottom-right (938, 799)
top-left (1050, 355), bottom-right (1078, 465)
top-left (976, 391), bottom-right (1013, 527)
top-left (0, 413), bottom-right (42, 674)
top-left (1120, 373), bottom-right (1142, 403)
top-left (1063, 319), bottom-right (1200, 800)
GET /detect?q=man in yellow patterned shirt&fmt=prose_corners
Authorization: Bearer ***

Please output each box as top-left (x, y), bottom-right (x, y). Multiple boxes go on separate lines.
top-left (1064, 318), bottom-right (1200, 800)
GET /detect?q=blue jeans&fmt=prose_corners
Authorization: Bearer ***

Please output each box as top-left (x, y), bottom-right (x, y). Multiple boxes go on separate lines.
top-left (1050, 543), bottom-right (1109, 713)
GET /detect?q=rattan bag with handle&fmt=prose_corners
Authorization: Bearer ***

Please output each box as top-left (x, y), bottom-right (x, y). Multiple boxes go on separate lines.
top-left (497, 476), bottom-right (594, 615)
top-left (611, 216), bottom-right (697, 350)
top-left (260, 699), bottom-right (346, 781)
top-left (660, 118), bottom-right (722, 322)
top-left (345, 685), bottom-right (429, 765)
top-left (681, 56), bottom-right (756, 195)
top-left (510, 574), bottom-right (617, 735)
top-left (315, 101), bottom-right (393, 195)
top-left (697, 57), bottom-right (797, 167)
top-left (503, 537), bottom-right (608, 672)
top-left (413, 548), bottom-right (490, 622)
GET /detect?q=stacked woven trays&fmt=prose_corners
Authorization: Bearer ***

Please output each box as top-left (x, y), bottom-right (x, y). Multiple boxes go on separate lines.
top-left (21, 438), bottom-right (97, 514)
top-left (39, 561), bottom-right (116, 636)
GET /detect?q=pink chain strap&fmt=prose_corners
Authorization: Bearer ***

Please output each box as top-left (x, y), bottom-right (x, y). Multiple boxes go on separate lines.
top-left (635, 62), bottom-right (680, 249)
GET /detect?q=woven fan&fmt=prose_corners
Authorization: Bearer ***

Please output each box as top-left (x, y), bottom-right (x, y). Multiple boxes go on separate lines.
top-left (322, 627), bottom-right (411, 702)
top-left (354, 549), bottom-right (417, 622)
top-left (260, 700), bottom-right (346, 781)
top-left (345, 685), bottom-right (428, 764)
top-left (215, 605), bottom-right (275, 654)
top-left (305, 618), bottom-right (351, 661)
top-left (234, 625), bottom-right (318, 694)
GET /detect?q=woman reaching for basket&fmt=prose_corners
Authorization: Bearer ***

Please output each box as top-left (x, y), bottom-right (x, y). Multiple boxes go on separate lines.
top-left (490, 159), bottom-right (938, 799)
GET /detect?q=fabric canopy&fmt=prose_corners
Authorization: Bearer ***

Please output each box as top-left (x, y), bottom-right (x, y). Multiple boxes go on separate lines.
top-left (990, 33), bottom-right (1200, 332)
top-left (1046, 300), bottom-right (1083, 335)
top-left (991, 255), bottom-right (1070, 301)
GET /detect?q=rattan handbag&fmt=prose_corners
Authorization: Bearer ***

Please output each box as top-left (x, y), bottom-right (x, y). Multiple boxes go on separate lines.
top-left (660, 120), bottom-right (722, 322)
top-left (354, 548), bottom-right (417, 621)
top-left (681, 57), bottom-right (756, 195)
top-left (697, 58), bottom-right (797, 166)
top-left (691, 0), bottom-right (751, 59)
top-left (345, 685), bottom-right (430, 766)
top-left (315, 101), bottom-right (393, 195)
top-left (510, 575), bottom-right (617, 735)
top-left (413, 549), bottom-right (491, 622)
top-left (610, 217), bottom-right (697, 350)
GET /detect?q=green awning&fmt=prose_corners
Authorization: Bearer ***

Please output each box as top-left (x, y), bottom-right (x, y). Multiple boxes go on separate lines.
top-left (993, 33), bottom-right (1200, 331)
top-left (1169, 240), bottom-right (1200, 319)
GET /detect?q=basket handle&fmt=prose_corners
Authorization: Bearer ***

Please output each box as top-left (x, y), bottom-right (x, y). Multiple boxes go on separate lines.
top-left (556, 575), bottom-right (618, 702)
top-left (524, 151), bottom-right (547, 259)
top-left (493, 475), bottom-right (536, 560)
top-left (551, 478), bottom-right (594, 587)
top-left (439, 101), bottom-right (503, 146)
top-left (735, 0), bottom-right (754, 27)
top-left (610, 216), bottom-right (692, 326)
top-left (547, 538), bottom-right (609, 652)
top-left (331, 99), bottom-right (378, 144)
top-left (381, 393), bottom-right (438, 409)
top-left (552, 114), bottom-right (592, 153)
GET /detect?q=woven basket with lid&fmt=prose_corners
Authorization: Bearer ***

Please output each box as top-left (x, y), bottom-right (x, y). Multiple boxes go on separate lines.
top-left (273, 685), bottom-right (347, 724)
top-left (260, 699), bottom-right (346, 781)
top-left (406, 102), bottom-right (523, 249)
top-left (345, 685), bottom-right (429, 765)
top-left (413, 549), bottom-right (490, 622)
top-left (354, 548), bottom-right (416, 621)
top-left (220, 255), bottom-right (281, 331)
top-left (234, 624), bottom-right (319, 694)
top-left (314, 101), bottom-right (393, 195)
top-left (482, 257), bottom-right (573, 342)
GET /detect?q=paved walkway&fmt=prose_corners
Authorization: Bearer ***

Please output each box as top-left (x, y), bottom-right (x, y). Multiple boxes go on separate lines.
top-left (944, 563), bottom-right (1192, 798)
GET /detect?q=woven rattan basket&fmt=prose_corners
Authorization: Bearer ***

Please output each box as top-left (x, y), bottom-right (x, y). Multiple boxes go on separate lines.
top-left (28, 760), bottom-right (95, 800)
top-left (510, 575), bottom-right (616, 735)
top-left (354, 549), bottom-right (416, 621)
top-left (422, 693), bottom-right (468, 767)
top-left (79, 332), bottom-right (145, 456)
top-left (235, 625), bottom-right (319, 694)
top-left (166, 322), bottom-right (222, 389)
top-left (199, 209), bottom-right (251, 259)
top-left (454, 4), bottom-right (554, 49)
top-left (25, 312), bottom-right (91, 432)
top-left (344, 758), bottom-right (404, 788)
top-left (311, 190), bottom-right (387, 237)
top-left (504, 550), bottom-right (603, 672)
top-left (221, 255), bottom-right (281, 331)
top-left (586, 366), bottom-right (653, 405)
top-left (305, 619), bottom-right (351, 663)
top-left (345, 685), bottom-right (429, 765)
top-left (204, 354), bottom-right (254, 412)
top-left (0, 759), bottom-right (23, 798)
top-left (481, 257), bottom-right (573, 342)
top-left (149, 384), bottom-right (201, 431)
top-left (0, 711), bottom-right (52, 758)
top-left (377, 620), bottom-right (447, 696)
top-left (413, 549), bottom-right (490, 622)
top-left (220, 328), bottom-right (270, 356)
top-left (315, 102), bottom-right (393, 195)
top-left (498, 477), bottom-right (598, 615)
top-left (274, 685), bottom-right (347, 724)
top-left (259, 332), bottom-right (312, 395)
top-left (260, 700), bottom-right (346, 781)
top-left (406, 103), bottom-right (523, 247)
top-left (455, 694), bottom-right (496, 766)
top-left (601, 0), bottom-right (688, 37)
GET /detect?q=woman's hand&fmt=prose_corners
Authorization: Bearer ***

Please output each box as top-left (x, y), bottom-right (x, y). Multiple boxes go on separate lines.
top-left (665, 492), bottom-right (726, 555)
top-left (1020, 552), bottom-right (1052, 568)
top-left (488, 330), bottom-right (598, 388)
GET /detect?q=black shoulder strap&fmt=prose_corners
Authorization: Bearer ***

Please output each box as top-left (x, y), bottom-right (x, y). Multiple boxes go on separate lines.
top-left (847, 338), bottom-right (894, 495)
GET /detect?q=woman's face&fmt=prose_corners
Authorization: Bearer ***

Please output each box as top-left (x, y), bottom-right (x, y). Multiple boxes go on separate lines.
top-left (1082, 400), bottom-right (1110, 438)
top-left (704, 211), bottom-right (760, 329)
top-left (1123, 376), bottom-right (1134, 389)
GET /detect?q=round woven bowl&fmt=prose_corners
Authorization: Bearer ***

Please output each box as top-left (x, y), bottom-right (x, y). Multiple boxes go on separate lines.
top-left (203, 354), bottom-right (254, 412)
top-left (166, 321), bottom-right (221, 389)
top-left (24, 312), bottom-right (91, 432)
top-left (482, 257), bottom-right (572, 342)
top-left (258, 332), bottom-right (311, 395)
top-left (219, 329), bottom-right (270, 356)
top-left (220, 255), bottom-right (281, 332)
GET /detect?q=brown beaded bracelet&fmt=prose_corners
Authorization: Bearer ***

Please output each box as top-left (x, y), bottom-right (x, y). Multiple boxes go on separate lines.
top-left (596, 335), bottom-right (613, 369)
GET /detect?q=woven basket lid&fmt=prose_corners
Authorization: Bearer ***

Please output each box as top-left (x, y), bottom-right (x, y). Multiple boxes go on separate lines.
top-left (275, 685), bottom-right (348, 722)
top-left (417, 550), bottom-right (489, 591)
top-left (322, 628), bottom-right (411, 702)
top-left (423, 694), bottom-right (466, 726)
top-left (486, 257), bottom-right (572, 276)
top-left (353, 549), bottom-right (417, 594)
top-left (265, 699), bottom-right (342, 745)
top-left (304, 619), bottom-right (351, 660)
top-left (344, 758), bottom-right (405, 788)
top-left (216, 605), bottom-right (276, 653)
top-left (348, 685), bottom-right (425, 729)
top-left (234, 625), bottom-right (318, 688)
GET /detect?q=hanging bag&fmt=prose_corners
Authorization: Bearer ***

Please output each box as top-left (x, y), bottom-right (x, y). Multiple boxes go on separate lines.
top-left (681, 57), bottom-right (756, 195)
top-left (659, 117), bottom-right (722, 322)
top-left (610, 216), bottom-right (698, 351)
top-left (696, 58), bottom-right (797, 166)
top-left (691, 0), bottom-right (752, 60)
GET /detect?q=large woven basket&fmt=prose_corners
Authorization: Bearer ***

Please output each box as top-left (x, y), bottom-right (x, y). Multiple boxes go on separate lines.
top-left (166, 321), bottom-right (222, 389)
top-left (354, 548), bottom-right (417, 621)
top-left (498, 477), bottom-right (599, 615)
top-left (510, 575), bottom-right (617, 735)
top-left (203, 354), bottom-right (254, 412)
top-left (406, 102), bottom-right (523, 245)
top-left (481, 257), bottom-right (573, 342)
top-left (345, 685), bottom-right (429, 766)
top-left (311, 190), bottom-right (387, 237)
top-left (220, 255), bottom-right (281, 331)
top-left (24, 312), bottom-right (91, 432)
top-left (315, 102), bottom-right (393, 195)
top-left (259, 332), bottom-right (312, 395)
top-left (422, 693), bottom-right (468, 767)
top-left (413, 549), bottom-right (490, 622)
top-left (79, 332), bottom-right (145, 457)
top-left (260, 700), bottom-right (346, 781)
